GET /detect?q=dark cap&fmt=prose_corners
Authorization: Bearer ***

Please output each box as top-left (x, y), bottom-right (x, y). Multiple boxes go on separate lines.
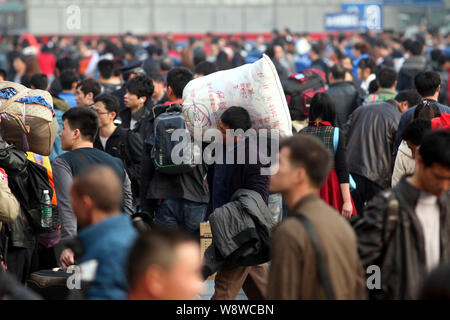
top-left (119, 60), bottom-right (146, 75)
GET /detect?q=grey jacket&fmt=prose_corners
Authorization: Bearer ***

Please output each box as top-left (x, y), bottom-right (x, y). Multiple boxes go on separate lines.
top-left (208, 189), bottom-right (276, 266)
top-left (53, 156), bottom-right (133, 241)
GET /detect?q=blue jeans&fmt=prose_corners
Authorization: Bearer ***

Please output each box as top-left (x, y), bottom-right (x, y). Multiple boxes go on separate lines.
top-left (155, 199), bottom-right (207, 235)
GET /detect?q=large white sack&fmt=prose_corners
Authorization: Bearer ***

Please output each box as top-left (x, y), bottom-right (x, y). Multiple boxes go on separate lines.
top-left (182, 54), bottom-right (292, 139)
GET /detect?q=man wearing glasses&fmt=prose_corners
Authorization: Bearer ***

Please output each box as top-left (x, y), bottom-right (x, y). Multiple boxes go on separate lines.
top-left (92, 94), bottom-right (143, 207)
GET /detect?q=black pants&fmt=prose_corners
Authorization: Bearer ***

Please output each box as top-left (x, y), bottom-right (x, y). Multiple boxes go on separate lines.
top-left (6, 245), bottom-right (39, 284)
top-left (350, 173), bottom-right (384, 216)
top-left (37, 244), bottom-right (58, 270)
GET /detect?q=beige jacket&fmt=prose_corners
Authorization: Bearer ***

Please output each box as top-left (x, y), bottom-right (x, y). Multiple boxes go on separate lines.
top-left (267, 194), bottom-right (366, 300)
top-left (0, 180), bottom-right (19, 230)
top-left (392, 140), bottom-right (415, 187)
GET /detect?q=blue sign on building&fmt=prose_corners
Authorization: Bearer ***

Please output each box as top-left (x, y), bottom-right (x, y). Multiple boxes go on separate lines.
top-left (342, 3), bottom-right (383, 30)
top-left (383, 0), bottom-right (443, 5)
top-left (325, 13), bottom-right (360, 31)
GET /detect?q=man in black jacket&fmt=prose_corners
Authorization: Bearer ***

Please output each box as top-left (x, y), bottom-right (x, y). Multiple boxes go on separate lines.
top-left (345, 90), bottom-right (419, 215)
top-left (111, 60), bottom-right (146, 112)
top-left (93, 94), bottom-right (143, 206)
top-left (119, 75), bottom-right (153, 140)
top-left (209, 107), bottom-right (270, 300)
top-left (140, 67), bottom-right (209, 235)
top-left (309, 43), bottom-right (329, 82)
top-left (397, 40), bottom-right (427, 91)
top-left (354, 130), bottom-right (450, 300)
top-left (326, 63), bottom-right (364, 128)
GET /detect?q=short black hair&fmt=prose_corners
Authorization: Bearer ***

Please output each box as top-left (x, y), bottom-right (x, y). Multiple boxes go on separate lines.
top-left (413, 101), bottom-right (442, 120)
top-left (60, 70), bottom-right (79, 91)
top-left (309, 92), bottom-right (337, 126)
top-left (419, 262), bottom-right (450, 300)
top-left (402, 39), bottom-right (413, 52)
top-left (193, 47), bottom-right (206, 66)
top-left (377, 67), bottom-right (397, 88)
top-left (125, 75), bottom-right (154, 101)
top-left (220, 106), bottom-right (252, 131)
top-left (0, 68), bottom-right (7, 80)
top-left (280, 134), bottom-right (331, 188)
top-left (401, 118), bottom-right (431, 145)
top-left (414, 71), bottom-right (441, 97)
top-left (62, 107), bottom-right (98, 142)
top-left (56, 57), bottom-right (76, 72)
top-left (159, 56), bottom-right (174, 72)
top-left (194, 61), bottom-right (218, 76)
top-left (12, 53), bottom-right (25, 63)
top-left (94, 94), bottom-right (120, 117)
top-left (419, 130), bottom-right (450, 168)
top-left (358, 58), bottom-right (376, 74)
top-left (127, 228), bottom-right (197, 288)
top-left (373, 39), bottom-right (388, 49)
top-left (368, 79), bottom-right (379, 94)
top-left (310, 43), bottom-right (323, 56)
top-left (265, 45), bottom-right (276, 59)
top-left (166, 67), bottom-right (193, 99)
top-left (148, 72), bottom-right (164, 84)
top-left (97, 59), bottom-right (115, 79)
top-left (30, 73), bottom-right (48, 90)
top-left (395, 89), bottom-right (421, 108)
top-left (410, 40), bottom-right (424, 56)
top-left (76, 78), bottom-right (101, 98)
top-left (329, 63), bottom-right (346, 81)
top-left (430, 48), bottom-right (443, 62)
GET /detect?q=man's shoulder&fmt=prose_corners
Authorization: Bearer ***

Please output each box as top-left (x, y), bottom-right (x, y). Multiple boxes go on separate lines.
top-left (328, 81), bottom-right (356, 90)
top-left (54, 153), bottom-right (70, 166)
top-left (61, 148), bottom-right (122, 164)
top-left (272, 217), bottom-right (307, 243)
top-left (437, 103), bottom-right (450, 112)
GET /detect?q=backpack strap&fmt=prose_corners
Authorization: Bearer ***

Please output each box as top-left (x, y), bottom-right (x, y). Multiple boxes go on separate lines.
top-left (293, 214), bottom-right (336, 300)
top-left (333, 127), bottom-right (356, 190)
top-left (333, 127), bottom-right (339, 153)
top-left (151, 104), bottom-right (167, 120)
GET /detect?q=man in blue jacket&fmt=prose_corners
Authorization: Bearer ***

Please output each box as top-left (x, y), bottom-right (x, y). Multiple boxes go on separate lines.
top-left (66, 165), bottom-right (137, 300)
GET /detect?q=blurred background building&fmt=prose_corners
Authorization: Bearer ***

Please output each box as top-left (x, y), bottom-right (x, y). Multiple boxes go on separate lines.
top-left (0, 0), bottom-right (449, 35)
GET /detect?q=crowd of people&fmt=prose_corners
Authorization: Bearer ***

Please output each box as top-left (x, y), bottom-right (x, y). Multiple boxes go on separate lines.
top-left (0, 27), bottom-right (450, 300)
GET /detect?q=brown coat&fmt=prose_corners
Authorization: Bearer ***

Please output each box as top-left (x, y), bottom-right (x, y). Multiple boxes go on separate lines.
top-left (267, 194), bottom-right (366, 300)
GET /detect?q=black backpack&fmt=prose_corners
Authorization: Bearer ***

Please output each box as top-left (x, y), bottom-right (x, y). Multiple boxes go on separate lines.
top-left (150, 105), bottom-right (200, 175)
top-left (7, 159), bottom-right (60, 233)
top-left (282, 69), bottom-right (326, 121)
top-left (24, 160), bottom-right (60, 233)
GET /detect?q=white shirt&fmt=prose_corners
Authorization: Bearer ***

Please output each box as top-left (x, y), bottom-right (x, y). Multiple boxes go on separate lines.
top-left (99, 136), bottom-right (108, 150)
top-left (360, 73), bottom-right (376, 95)
top-left (415, 192), bottom-right (440, 272)
top-left (130, 119), bottom-right (137, 131)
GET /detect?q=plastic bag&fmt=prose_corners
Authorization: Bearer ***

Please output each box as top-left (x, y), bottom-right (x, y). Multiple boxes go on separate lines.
top-left (182, 54), bottom-right (292, 139)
